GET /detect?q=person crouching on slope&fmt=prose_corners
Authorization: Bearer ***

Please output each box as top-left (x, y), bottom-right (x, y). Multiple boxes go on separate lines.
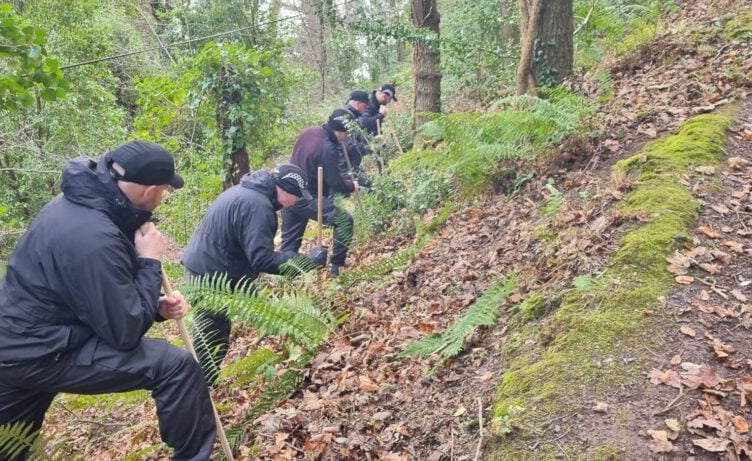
top-left (280, 108), bottom-right (360, 277)
top-left (0, 140), bottom-right (216, 461)
top-left (181, 164), bottom-right (327, 386)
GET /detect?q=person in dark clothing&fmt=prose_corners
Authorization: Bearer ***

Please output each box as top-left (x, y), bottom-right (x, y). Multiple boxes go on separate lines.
top-left (0, 140), bottom-right (216, 461)
top-left (182, 164), bottom-right (326, 386)
top-left (358, 83), bottom-right (397, 136)
top-left (343, 90), bottom-right (372, 174)
top-left (281, 108), bottom-right (360, 277)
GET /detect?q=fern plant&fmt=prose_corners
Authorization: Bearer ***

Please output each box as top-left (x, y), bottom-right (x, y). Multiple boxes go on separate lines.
top-left (0, 421), bottom-right (81, 461)
top-left (337, 235), bottom-right (431, 287)
top-left (220, 347), bottom-right (279, 387)
top-left (393, 89), bottom-right (595, 193)
top-left (181, 274), bottom-right (335, 352)
top-left (401, 274), bottom-right (516, 359)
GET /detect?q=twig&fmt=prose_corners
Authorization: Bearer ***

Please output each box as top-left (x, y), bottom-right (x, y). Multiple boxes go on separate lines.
top-left (284, 442), bottom-right (306, 455)
top-left (57, 403), bottom-right (129, 428)
top-left (539, 414), bottom-right (568, 428)
top-left (696, 277), bottom-right (729, 300)
top-left (450, 427), bottom-right (455, 460)
top-left (0, 167), bottom-right (58, 174)
top-left (574, 0), bottom-right (599, 36)
top-left (713, 43), bottom-right (733, 61)
top-left (473, 398), bottom-right (484, 461)
top-left (652, 388), bottom-right (685, 416)
top-left (555, 437), bottom-right (572, 461)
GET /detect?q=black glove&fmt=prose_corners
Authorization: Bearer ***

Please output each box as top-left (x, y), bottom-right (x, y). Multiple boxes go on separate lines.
top-left (307, 246), bottom-right (328, 266)
top-left (355, 171), bottom-right (372, 188)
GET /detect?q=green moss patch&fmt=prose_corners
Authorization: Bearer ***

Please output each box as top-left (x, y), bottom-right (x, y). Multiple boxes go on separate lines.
top-left (487, 113), bottom-right (732, 459)
top-left (721, 8), bottom-right (752, 41)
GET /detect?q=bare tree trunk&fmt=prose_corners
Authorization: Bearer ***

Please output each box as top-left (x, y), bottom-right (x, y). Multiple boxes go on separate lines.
top-left (499, 0), bottom-right (518, 45)
top-left (391, 0), bottom-right (407, 63)
top-left (533, 0), bottom-right (573, 87)
top-left (411, 0), bottom-right (441, 130)
top-left (516, 0), bottom-right (543, 95)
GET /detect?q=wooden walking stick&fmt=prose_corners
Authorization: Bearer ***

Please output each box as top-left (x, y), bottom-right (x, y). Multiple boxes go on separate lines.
top-left (317, 166), bottom-right (323, 246)
top-left (160, 268), bottom-right (235, 461)
top-left (384, 120), bottom-right (404, 156)
top-left (338, 140), bottom-right (364, 214)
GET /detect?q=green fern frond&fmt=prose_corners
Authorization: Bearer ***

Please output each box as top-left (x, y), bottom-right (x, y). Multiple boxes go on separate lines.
top-left (222, 426), bottom-right (245, 461)
top-left (181, 274), bottom-right (335, 351)
top-left (389, 90), bottom-right (595, 193)
top-left (123, 444), bottom-right (165, 461)
top-left (61, 389), bottom-right (151, 411)
top-left (246, 369), bottom-right (303, 420)
top-left (401, 274), bottom-right (516, 359)
top-left (0, 421), bottom-right (36, 460)
top-left (279, 255), bottom-right (320, 278)
top-left (221, 347), bottom-right (279, 387)
top-left (337, 236), bottom-right (430, 287)
top-left (0, 421), bottom-right (81, 461)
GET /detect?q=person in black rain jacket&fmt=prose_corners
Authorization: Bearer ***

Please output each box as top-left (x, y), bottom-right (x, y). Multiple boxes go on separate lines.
top-left (182, 164), bottom-right (326, 386)
top-left (0, 140), bottom-right (216, 461)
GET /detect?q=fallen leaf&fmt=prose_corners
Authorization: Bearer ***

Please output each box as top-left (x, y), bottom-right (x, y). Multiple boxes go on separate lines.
top-left (692, 437), bottom-right (730, 452)
top-left (372, 411), bottom-right (393, 421)
top-left (665, 418), bottom-right (681, 435)
top-left (676, 275), bottom-right (695, 285)
top-left (711, 203), bottom-right (730, 214)
top-left (728, 156), bottom-right (748, 170)
top-left (695, 166), bottom-right (715, 175)
top-left (358, 375), bottom-right (380, 393)
top-left (648, 430), bottom-right (676, 453)
top-left (670, 354), bottom-right (682, 365)
top-left (734, 415), bottom-right (749, 433)
top-left (680, 326), bottom-right (697, 337)
top-left (698, 263), bottom-right (721, 274)
top-left (698, 226), bottom-right (721, 239)
top-left (592, 401), bottom-right (609, 413)
top-left (711, 338), bottom-right (734, 358)
top-left (731, 289), bottom-right (748, 302)
top-left (453, 405), bottom-right (467, 417)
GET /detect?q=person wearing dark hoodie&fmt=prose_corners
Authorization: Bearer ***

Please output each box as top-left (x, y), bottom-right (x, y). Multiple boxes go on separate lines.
top-left (280, 108), bottom-right (360, 278)
top-left (0, 140), bottom-right (216, 461)
top-left (181, 164), bottom-right (326, 386)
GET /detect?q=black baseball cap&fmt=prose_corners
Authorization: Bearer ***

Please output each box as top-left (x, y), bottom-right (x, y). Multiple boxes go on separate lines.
top-left (110, 140), bottom-right (184, 189)
top-left (348, 90), bottom-right (369, 103)
top-left (380, 84), bottom-right (397, 102)
top-left (274, 164), bottom-right (312, 200)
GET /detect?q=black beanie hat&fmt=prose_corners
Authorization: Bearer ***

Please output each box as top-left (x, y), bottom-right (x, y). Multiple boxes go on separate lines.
top-left (327, 108), bottom-right (354, 133)
top-left (273, 164), bottom-right (312, 200)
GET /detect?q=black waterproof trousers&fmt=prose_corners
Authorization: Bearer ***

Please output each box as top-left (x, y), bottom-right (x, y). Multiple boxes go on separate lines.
top-left (280, 196), bottom-right (353, 266)
top-left (0, 337), bottom-right (216, 461)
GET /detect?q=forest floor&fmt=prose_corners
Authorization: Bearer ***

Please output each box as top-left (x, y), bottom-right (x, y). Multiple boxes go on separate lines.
top-left (43, 0), bottom-right (752, 460)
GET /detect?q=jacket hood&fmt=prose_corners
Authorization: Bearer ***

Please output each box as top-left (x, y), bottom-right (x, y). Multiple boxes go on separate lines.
top-left (61, 152), bottom-right (153, 236)
top-left (241, 170), bottom-right (282, 210)
top-left (321, 123), bottom-right (340, 144)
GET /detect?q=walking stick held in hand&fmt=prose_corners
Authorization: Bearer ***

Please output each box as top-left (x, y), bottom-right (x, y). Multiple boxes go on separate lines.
top-left (338, 140), bottom-right (364, 214)
top-left (385, 120), bottom-right (404, 156)
top-left (160, 268), bottom-right (235, 461)
top-left (317, 166), bottom-right (323, 246)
